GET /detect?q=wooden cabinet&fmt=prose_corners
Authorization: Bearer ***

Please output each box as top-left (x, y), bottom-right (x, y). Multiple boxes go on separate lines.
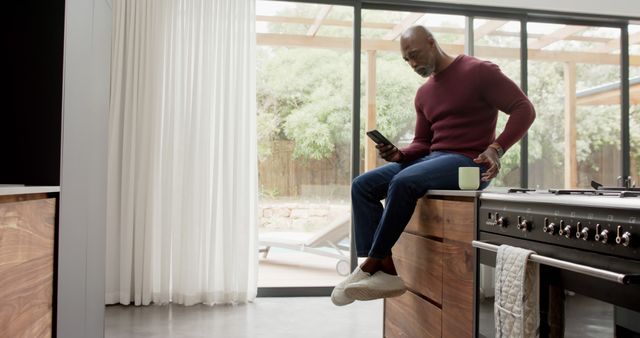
top-left (384, 194), bottom-right (476, 338)
top-left (386, 290), bottom-right (442, 338)
top-left (0, 193), bottom-right (57, 338)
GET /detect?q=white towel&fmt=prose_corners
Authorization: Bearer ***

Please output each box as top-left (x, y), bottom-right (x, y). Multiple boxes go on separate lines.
top-left (494, 245), bottom-right (540, 338)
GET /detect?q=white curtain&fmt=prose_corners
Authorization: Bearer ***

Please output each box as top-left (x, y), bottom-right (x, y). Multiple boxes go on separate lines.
top-left (106, 0), bottom-right (257, 306)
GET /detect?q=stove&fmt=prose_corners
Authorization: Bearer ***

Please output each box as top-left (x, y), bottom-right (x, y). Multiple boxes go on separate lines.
top-left (474, 186), bottom-right (640, 337)
top-left (479, 189), bottom-right (639, 260)
top-left (548, 179), bottom-right (640, 198)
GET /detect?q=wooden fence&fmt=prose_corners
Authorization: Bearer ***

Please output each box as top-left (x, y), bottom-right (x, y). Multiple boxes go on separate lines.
top-left (260, 141), bottom-right (631, 196)
top-left (529, 143), bottom-right (622, 188)
top-left (259, 140), bottom-right (350, 198)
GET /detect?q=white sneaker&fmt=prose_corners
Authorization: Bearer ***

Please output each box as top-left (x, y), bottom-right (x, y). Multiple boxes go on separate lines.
top-left (331, 267), bottom-right (370, 306)
top-left (343, 271), bottom-right (407, 301)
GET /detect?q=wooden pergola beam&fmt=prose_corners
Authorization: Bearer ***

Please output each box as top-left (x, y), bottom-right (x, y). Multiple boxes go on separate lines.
top-left (474, 20), bottom-right (508, 40)
top-left (257, 15), bottom-right (618, 44)
top-left (383, 13), bottom-right (424, 40)
top-left (529, 25), bottom-right (588, 49)
top-left (564, 62), bottom-right (578, 188)
top-left (577, 83), bottom-right (640, 105)
top-left (594, 31), bottom-right (640, 53)
top-left (256, 15), bottom-right (395, 30)
top-left (365, 51), bottom-right (377, 172)
top-left (256, 33), bottom-right (640, 66)
top-left (307, 5), bottom-right (333, 37)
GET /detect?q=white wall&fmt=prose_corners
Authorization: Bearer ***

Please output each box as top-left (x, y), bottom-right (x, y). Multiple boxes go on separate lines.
top-left (421, 0), bottom-right (640, 19)
top-left (58, 0), bottom-right (111, 337)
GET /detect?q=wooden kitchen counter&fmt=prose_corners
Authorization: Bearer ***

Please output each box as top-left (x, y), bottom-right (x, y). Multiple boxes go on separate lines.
top-left (0, 186), bottom-right (59, 338)
top-left (384, 190), bottom-right (477, 338)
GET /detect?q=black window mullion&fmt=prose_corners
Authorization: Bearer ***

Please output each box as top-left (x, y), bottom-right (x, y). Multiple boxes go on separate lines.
top-left (350, 0), bottom-right (362, 272)
top-left (465, 16), bottom-right (474, 56)
top-left (520, 18), bottom-right (529, 188)
top-left (621, 25), bottom-right (631, 181)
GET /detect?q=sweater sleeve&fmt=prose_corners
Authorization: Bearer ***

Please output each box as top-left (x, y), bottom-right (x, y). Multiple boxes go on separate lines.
top-left (399, 97), bottom-right (432, 162)
top-left (476, 62), bottom-right (536, 152)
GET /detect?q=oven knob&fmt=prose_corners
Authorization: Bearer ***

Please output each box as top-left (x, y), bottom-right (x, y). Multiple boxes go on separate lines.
top-left (560, 225), bottom-right (574, 239)
top-left (596, 229), bottom-right (610, 244)
top-left (516, 216), bottom-right (531, 232)
top-left (619, 232), bottom-right (632, 247)
top-left (496, 214), bottom-right (507, 227)
top-left (542, 218), bottom-right (549, 233)
top-left (545, 223), bottom-right (558, 235)
top-left (615, 226), bottom-right (632, 247)
top-left (577, 227), bottom-right (590, 241)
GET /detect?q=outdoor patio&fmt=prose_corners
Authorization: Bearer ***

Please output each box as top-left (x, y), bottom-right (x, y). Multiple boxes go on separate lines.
top-left (259, 248), bottom-right (348, 287)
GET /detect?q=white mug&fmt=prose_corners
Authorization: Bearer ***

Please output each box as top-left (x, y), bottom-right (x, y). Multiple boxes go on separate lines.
top-left (458, 167), bottom-right (480, 190)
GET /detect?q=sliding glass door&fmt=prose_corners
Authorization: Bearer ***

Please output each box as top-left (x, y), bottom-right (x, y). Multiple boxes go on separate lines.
top-left (255, 0), bottom-right (636, 296)
top-left (256, 1), bottom-right (354, 289)
top-left (526, 23), bottom-right (622, 189)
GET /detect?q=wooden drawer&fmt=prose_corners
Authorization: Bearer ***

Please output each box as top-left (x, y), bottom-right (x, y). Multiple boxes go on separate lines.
top-left (0, 198), bottom-right (56, 338)
top-left (442, 199), bottom-right (474, 243)
top-left (392, 232), bottom-right (443, 304)
top-left (385, 290), bottom-right (442, 338)
top-left (405, 197), bottom-right (443, 238)
top-left (442, 240), bottom-right (474, 338)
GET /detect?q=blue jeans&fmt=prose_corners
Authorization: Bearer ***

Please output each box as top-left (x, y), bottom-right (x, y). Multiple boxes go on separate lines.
top-left (351, 151), bottom-right (490, 259)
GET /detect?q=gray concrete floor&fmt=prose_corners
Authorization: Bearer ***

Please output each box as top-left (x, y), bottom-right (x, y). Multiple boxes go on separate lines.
top-left (105, 297), bottom-right (383, 338)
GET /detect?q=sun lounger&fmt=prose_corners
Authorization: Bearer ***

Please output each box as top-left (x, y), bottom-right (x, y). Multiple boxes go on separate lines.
top-left (259, 213), bottom-right (351, 275)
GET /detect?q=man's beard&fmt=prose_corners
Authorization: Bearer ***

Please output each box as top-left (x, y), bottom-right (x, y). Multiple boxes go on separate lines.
top-left (415, 64), bottom-right (434, 78)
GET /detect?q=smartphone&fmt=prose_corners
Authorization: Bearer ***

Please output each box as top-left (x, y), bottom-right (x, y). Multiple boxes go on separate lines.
top-left (366, 129), bottom-right (395, 148)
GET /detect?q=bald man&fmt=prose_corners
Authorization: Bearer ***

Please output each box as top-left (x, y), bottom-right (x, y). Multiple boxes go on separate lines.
top-left (331, 25), bottom-right (535, 306)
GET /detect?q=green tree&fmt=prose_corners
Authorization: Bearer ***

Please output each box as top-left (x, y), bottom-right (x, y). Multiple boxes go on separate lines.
top-left (257, 47), bottom-right (422, 162)
top-left (257, 47), bottom-right (352, 160)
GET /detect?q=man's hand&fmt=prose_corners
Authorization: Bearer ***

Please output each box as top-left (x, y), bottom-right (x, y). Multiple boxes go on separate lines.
top-left (473, 147), bottom-right (501, 181)
top-left (376, 143), bottom-right (403, 162)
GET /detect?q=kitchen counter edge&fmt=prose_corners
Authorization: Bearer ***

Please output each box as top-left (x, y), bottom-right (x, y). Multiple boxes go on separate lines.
top-left (0, 186), bottom-right (61, 196)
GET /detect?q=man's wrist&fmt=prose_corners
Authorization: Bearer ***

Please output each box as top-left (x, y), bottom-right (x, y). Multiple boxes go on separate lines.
top-left (488, 143), bottom-right (504, 158)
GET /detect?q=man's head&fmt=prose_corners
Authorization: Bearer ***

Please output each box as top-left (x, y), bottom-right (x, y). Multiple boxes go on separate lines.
top-left (400, 26), bottom-right (438, 78)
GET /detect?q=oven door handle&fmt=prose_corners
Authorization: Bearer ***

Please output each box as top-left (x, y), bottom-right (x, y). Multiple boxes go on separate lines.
top-left (472, 240), bottom-right (640, 285)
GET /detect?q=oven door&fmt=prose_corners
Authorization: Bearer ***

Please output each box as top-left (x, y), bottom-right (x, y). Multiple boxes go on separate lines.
top-left (475, 233), bottom-right (640, 338)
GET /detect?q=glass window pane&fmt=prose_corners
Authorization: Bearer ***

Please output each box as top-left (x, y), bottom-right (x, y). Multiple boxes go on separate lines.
top-left (361, 10), bottom-right (424, 171)
top-left (416, 13), bottom-right (466, 45)
top-left (256, 1), bottom-right (353, 287)
top-left (527, 22), bottom-right (622, 189)
top-left (359, 11), bottom-right (467, 172)
top-left (474, 18), bottom-right (522, 188)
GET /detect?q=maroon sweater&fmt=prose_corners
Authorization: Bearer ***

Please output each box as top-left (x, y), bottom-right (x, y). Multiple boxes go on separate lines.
top-left (400, 55), bottom-right (535, 161)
